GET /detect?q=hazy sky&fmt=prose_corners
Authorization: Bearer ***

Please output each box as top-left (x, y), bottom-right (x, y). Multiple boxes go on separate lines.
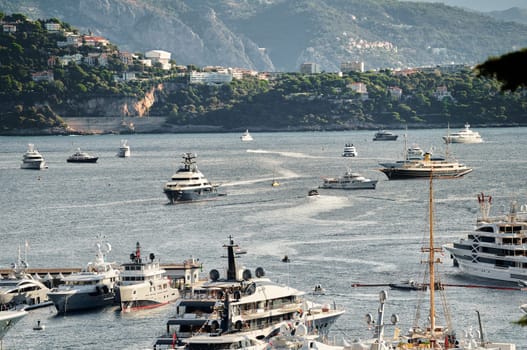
top-left (404, 0), bottom-right (527, 12)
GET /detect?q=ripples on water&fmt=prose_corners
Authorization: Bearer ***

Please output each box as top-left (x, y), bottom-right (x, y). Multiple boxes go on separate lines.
top-left (0, 128), bottom-right (525, 349)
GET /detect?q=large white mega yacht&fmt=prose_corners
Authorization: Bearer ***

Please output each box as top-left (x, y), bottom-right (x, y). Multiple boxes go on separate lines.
top-left (116, 242), bottom-right (179, 312)
top-left (444, 194), bottom-right (527, 284)
top-left (21, 144), bottom-right (47, 169)
top-left (442, 123), bottom-right (483, 144)
top-left (153, 237), bottom-right (345, 349)
top-left (47, 240), bottom-right (120, 314)
top-left (163, 153), bottom-right (223, 204)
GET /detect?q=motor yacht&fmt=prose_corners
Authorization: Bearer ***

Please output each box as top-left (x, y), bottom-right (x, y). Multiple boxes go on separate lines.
top-left (153, 237), bottom-right (345, 349)
top-left (163, 153), bottom-right (223, 204)
top-left (320, 168), bottom-right (377, 190)
top-left (444, 193), bottom-right (527, 284)
top-left (20, 144), bottom-right (47, 169)
top-left (373, 130), bottom-right (398, 141)
top-left (379, 152), bottom-right (472, 179)
top-left (117, 139), bottom-right (130, 157)
top-left (116, 242), bottom-right (179, 312)
top-left (341, 143), bottom-right (357, 157)
top-left (241, 129), bottom-right (253, 142)
top-left (47, 240), bottom-right (120, 314)
top-left (67, 148), bottom-right (98, 163)
top-left (443, 123), bottom-right (483, 144)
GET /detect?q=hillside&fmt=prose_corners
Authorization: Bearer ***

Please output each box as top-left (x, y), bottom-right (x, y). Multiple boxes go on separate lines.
top-left (1, 0), bottom-right (527, 71)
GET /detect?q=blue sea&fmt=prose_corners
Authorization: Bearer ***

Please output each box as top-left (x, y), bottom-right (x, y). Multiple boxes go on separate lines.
top-left (0, 128), bottom-right (525, 349)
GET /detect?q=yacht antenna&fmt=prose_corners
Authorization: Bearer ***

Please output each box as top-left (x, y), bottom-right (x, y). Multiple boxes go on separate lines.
top-left (477, 193), bottom-right (492, 221)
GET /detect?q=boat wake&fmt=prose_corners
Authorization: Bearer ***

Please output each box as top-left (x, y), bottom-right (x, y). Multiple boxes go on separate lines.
top-left (246, 149), bottom-right (324, 159)
top-left (48, 197), bottom-right (164, 209)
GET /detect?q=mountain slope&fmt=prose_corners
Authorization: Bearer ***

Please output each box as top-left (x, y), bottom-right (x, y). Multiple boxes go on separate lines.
top-left (1, 0), bottom-right (527, 71)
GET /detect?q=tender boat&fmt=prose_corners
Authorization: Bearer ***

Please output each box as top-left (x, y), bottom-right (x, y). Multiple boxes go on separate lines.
top-left (163, 153), bottom-right (223, 204)
top-left (341, 143), bottom-right (357, 157)
top-left (67, 148), bottom-right (98, 163)
top-left (444, 193), bottom-right (527, 284)
top-left (320, 168), bottom-right (377, 190)
top-left (241, 129), bottom-right (253, 141)
top-left (47, 240), bottom-right (120, 314)
top-left (388, 280), bottom-right (427, 291)
top-left (308, 189), bottom-right (320, 197)
top-left (117, 139), bottom-right (130, 157)
top-left (312, 284), bottom-right (326, 295)
top-left (20, 144), bottom-right (47, 169)
top-left (443, 123), bottom-right (483, 144)
top-left (0, 310), bottom-right (27, 340)
top-left (116, 242), bottom-right (179, 312)
top-left (373, 130), bottom-right (398, 141)
top-left (379, 152), bottom-right (472, 180)
top-left (153, 237), bottom-right (345, 349)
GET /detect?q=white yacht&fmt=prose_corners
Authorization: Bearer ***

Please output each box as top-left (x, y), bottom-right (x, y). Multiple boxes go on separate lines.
top-left (444, 194), bottom-right (527, 284)
top-left (442, 123), bottom-right (483, 144)
top-left (320, 168), bottom-right (377, 190)
top-left (341, 143), bottom-right (357, 157)
top-left (116, 242), bottom-right (179, 312)
top-left (21, 144), bottom-right (47, 169)
top-left (163, 153), bottom-right (223, 204)
top-left (0, 310), bottom-right (27, 341)
top-left (153, 237), bottom-right (345, 349)
top-left (241, 129), bottom-right (253, 141)
top-left (117, 139), bottom-right (130, 157)
top-left (47, 240), bottom-right (120, 314)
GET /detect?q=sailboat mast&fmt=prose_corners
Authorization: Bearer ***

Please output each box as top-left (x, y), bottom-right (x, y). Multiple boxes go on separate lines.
top-left (429, 175), bottom-right (436, 336)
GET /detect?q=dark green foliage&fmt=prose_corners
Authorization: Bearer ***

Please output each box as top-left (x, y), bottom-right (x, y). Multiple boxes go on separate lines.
top-left (476, 48), bottom-right (527, 91)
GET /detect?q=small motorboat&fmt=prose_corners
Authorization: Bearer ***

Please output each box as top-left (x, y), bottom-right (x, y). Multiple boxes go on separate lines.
top-left (389, 280), bottom-right (427, 291)
top-left (312, 284), bottom-right (326, 295)
top-left (308, 189), bottom-right (319, 197)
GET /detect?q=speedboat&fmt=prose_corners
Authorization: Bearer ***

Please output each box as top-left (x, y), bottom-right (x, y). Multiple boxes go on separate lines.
top-left (388, 280), bottom-right (427, 291)
top-left (153, 237), bottom-right (345, 349)
top-left (0, 310), bottom-right (27, 341)
top-left (373, 130), bottom-right (398, 141)
top-left (117, 139), bottom-right (130, 157)
top-left (116, 242), bottom-right (179, 312)
top-left (241, 129), bottom-right (253, 141)
top-left (67, 148), bottom-right (98, 163)
top-left (443, 123), bottom-right (483, 144)
top-left (379, 152), bottom-right (472, 180)
top-left (444, 193), bottom-right (527, 284)
top-left (47, 240), bottom-right (120, 314)
top-left (320, 169), bottom-right (377, 190)
top-left (342, 143), bottom-right (357, 157)
top-left (163, 153), bottom-right (223, 204)
top-left (312, 284), bottom-right (326, 295)
top-left (20, 144), bottom-right (47, 169)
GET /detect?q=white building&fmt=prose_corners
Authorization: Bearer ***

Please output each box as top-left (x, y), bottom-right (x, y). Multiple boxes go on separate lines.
top-left (145, 50), bottom-right (172, 70)
top-left (189, 71), bottom-right (233, 85)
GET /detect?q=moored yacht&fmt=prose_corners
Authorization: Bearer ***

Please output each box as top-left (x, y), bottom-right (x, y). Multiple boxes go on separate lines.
top-left (21, 144), bottom-right (47, 169)
top-left (444, 193), bottom-right (527, 284)
top-left (241, 129), bottom-right (253, 142)
top-left (443, 123), bottom-right (483, 144)
top-left (341, 143), bottom-right (357, 157)
top-left (117, 139), bottom-right (130, 157)
top-left (153, 237), bottom-right (344, 349)
top-left (47, 240), bottom-right (120, 314)
top-left (163, 153), bottom-right (223, 204)
top-left (67, 148), bottom-right (98, 163)
top-left (116, 242), bottom-right (179, 312)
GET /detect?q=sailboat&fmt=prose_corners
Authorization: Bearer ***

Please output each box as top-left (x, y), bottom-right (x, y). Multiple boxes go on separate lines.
top-left (395, 176), bottom-right (517, 350)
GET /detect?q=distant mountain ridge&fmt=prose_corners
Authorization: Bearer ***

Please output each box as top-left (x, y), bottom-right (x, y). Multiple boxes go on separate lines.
top-left (1, 0), bottom-right (527, 71)
top-left (487, 7), bottom-right (527, 25)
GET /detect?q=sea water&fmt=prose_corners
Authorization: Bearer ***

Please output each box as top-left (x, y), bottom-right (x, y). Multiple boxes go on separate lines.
top-left (0, 128), bottom-right (525, 349)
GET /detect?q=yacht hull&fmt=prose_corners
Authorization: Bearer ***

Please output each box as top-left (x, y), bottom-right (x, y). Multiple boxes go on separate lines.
top-left (0, 310), bottom-right (27, 340)
top-left (164, 188), bottom-right (223, 204)
top-left (116, 283), bottom-right (179, 312)
top-left (67, 157), bottom-right (98, 163)
top-left (320, 180), bottom-right (377, 190)
top-left (21, 161), bottom-right (47, 169)
top-left (442, 136), bottom-right (482, 144)
top-left (380, 168), bottom-right (472, 179)
top-left (47, 290), bottom-right (115, 314)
